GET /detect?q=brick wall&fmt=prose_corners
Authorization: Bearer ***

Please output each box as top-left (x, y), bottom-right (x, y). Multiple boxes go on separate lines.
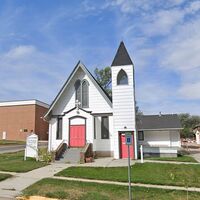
top-left (0, 104), bottom-right (49, 141)
top-left (35, 105), bottom-right (48, 140)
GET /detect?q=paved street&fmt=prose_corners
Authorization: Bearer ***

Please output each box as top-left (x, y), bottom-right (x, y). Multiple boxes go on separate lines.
top-left (0, 145), bottom-right (25, 154)
top-left (0, 141), bottom-right (48, 154)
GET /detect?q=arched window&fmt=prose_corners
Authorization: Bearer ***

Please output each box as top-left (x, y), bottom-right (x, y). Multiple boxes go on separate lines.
top-left (82, 80), bottom-right (89, 108)
top-left (74, 79), bottom-right (81, 103)
top-left (117, 69), bottom-right (128, 85)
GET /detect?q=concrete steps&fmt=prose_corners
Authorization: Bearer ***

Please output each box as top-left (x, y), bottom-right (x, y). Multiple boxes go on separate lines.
top-left (56, 148), bottom-right (82, 164)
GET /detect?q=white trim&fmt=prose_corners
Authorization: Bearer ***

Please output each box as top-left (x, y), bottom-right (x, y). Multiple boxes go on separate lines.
top-left (0, 100), bottom-right (49, 108)
top-left (134, 129), bottom-right (138, 159)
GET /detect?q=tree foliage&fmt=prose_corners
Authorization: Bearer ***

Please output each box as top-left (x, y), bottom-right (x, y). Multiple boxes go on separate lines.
top-left (94, 67), bottom-right (112, 96)
top-left (178, 113), bottom-right (200, 138)
top-left (136, 103), bottom-right (143, 116)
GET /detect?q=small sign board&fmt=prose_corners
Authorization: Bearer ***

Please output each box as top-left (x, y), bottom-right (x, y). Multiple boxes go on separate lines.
top-left (125, 132), bottom-right (132, 145)
top-left (24, 133), bottom-right (38, 160)
top-left (2, 131), bottom-right (6, 140)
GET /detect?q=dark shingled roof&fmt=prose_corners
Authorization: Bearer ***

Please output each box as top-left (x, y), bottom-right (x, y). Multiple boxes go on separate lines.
top-left (111, 41), bottom-right (133, 66)
top-left (137, 114), bottom-right (182, 130)
top-left (194, 124), bottom-right (200, 129)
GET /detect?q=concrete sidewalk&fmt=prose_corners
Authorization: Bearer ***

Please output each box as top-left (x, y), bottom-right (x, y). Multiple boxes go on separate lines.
top-left (0, 163), bottom-right (70, 199)
top-left (81, 157), bottom-right (199, 167)
top-left (52, 176), bottom-right (200, 193)
top-left (82, 157), bottom-right (136, 167)
top-left (140, 159), bottom-right (200, 165)
top-left (191, 153), bottom-right (200, 163)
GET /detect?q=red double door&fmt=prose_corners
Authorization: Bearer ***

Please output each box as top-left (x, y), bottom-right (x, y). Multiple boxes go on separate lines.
top-left (69, 125), bottom-right (85, 147)
top-left (120, 133), bottom-right (134, 159)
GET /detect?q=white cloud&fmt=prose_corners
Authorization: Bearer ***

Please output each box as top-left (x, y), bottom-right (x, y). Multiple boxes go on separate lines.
top-left (3, 45), bottom-right (36, 59)
top-left (159, 17), bottom-right (200, 100)
top-left (105, 0), bottom-right (135, 14)
top-left (179, 82), bottom-right (200, 99)
top-left (185, 1), bottom-right (200, 14)
top-left (162, 30), bottom-right (200, 71)
top-left (142, 9), bottom-right (184, 36)
top-left (0, 45), bottom-right (82, 103)
top-left (106, 0), bottom-right (187, 14)
top-left (137, 83), bottom-right (169, 103)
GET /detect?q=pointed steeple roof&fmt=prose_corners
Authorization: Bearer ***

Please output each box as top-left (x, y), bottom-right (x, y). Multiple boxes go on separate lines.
top-left (111, 41), bottom-right (133, 66)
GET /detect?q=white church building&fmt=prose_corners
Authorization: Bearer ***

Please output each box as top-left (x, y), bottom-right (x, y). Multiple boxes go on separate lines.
top-left (44, 42), bottom-right (181, 159)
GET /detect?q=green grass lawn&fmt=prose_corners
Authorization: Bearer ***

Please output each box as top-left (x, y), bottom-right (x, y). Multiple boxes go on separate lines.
top-left (56, 163), bottom-right (200, 188)
top-left (0, 151), bottom-right (47, 172)
top-left (22, 178), bottom-right (200, 200)
top-left (0, 173), bottom-right (12, 181)
top-left (146, 155), bottom-right (198, 163)
top-left (0, 140), bottom-right (25, 145)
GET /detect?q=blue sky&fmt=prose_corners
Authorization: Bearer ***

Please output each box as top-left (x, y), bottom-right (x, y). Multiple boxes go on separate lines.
top-left (0, 0), bottom-right (200, 115)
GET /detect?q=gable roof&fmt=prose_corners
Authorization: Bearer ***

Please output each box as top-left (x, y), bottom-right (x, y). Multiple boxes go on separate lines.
top-left (111, 41), bottom-right (133, 66)
top-left (44, 61), bottom-right (112, 119)
top-left (137, 114), bottom-right (182, 130)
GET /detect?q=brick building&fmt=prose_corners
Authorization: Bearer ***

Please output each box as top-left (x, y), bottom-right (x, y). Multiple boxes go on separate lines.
top-left (0, 100), bottom-right (49, 141)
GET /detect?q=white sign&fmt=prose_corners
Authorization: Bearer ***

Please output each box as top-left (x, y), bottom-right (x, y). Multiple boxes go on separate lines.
top-left (24, 133), bottom-right (38, 160)
top-left (2, 131), bottom-right (6, 140)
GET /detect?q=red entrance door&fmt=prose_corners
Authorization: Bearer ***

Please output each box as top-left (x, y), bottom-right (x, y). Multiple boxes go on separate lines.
top-left (69, 125), bottom-right (85, 147)
top-left (120, 133), bottom-right (134, 159)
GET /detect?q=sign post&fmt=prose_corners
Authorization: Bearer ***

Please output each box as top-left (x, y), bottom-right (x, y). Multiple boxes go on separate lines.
top-left (140, 145), bottom-right (144, 163)
top-left (125, 132), bottom-right (132, 200)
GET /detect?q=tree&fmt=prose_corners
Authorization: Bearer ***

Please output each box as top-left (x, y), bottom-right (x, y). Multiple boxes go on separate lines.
top-left (178, 113), bottom-right (200, 138)
top-left (136, 103), bottom-right (143, 116)
top-left (94, 67), bottom-right (112, 96)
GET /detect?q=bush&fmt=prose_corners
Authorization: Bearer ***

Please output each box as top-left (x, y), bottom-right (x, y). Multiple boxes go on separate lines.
top-left (38, 148), bottom-right (55, 163)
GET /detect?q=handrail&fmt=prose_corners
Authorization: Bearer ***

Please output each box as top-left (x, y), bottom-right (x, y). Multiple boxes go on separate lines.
top-left (80, 143), bottom-right (93, 163)
top-left (55, 140), bottom-right (67, 160)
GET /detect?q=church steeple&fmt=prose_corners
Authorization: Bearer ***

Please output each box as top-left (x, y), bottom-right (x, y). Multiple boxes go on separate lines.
top-left (111, 41), bottom-right (133, 66)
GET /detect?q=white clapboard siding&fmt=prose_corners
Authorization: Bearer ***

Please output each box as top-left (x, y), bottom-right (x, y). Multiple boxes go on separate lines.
top-left (138, 130), bottom-right (181, 148)
top-left (49, 109), bottom-right (93, 151)
top-left (52, 67), bottom-right (112, 115)
top-left (112, 65), bottom-right (137, 159)
top-left (49, 65), bottom-right (113, 151)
